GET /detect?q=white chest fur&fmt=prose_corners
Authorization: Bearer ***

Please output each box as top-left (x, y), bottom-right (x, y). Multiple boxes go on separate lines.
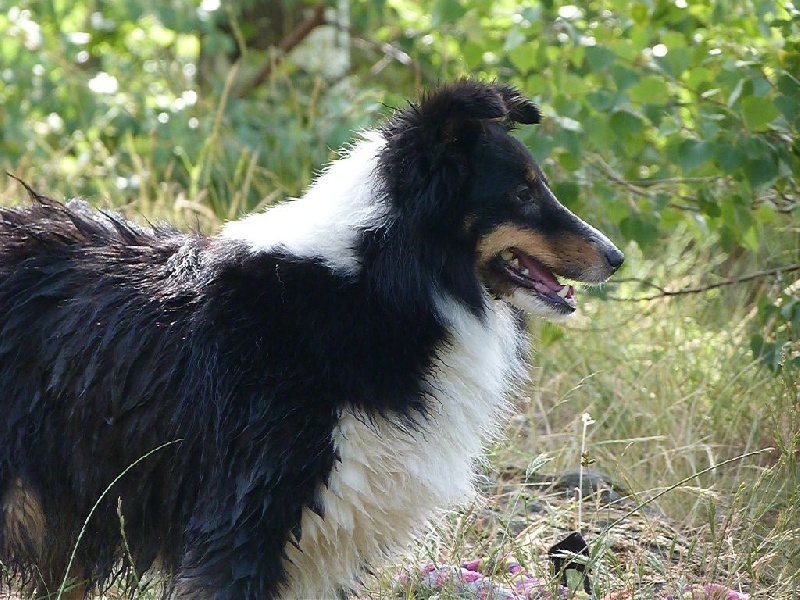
top-left (280, 299), bottom-right (527, 598)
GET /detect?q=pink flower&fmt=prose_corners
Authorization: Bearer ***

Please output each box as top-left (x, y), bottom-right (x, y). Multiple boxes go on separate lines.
top-left (462, 558), bottom-right (482, 571)
top-left (462, 569), bottom-right (482, 583)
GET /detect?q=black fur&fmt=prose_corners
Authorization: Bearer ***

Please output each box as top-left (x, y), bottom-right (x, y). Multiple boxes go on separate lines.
top-left (0, 81), bottom-right (618, 599)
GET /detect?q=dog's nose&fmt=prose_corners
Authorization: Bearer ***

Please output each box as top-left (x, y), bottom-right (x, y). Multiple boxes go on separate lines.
top-left (605, 247), bottom-right (624, 271)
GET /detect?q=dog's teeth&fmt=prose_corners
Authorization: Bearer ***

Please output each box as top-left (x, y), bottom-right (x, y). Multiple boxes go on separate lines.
top-left (521, 268), bottom-right (529, 277)
top-left (501, 250), bottom-right (514, 261)
top-left (556, 285), bottom-right (570, 298)
top-left (510, 258), bottom-right (520, 269)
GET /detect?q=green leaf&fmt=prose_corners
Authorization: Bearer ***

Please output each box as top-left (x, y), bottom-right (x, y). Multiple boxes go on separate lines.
top-left (432, 0), bottom-right (466, 25)
top-left (585, 118), bottom-right (615, 150)
top-left (714, 143), bottom-right (745, 171)
top-left (628, 75), bottom-right (670, 104)
top-left (550, 181), bottom-right (579, 206)
top-left (570, 44), bottom-right (585, 68)
top-left (556, 150), bottom-right (580, 171)
top-left (743, 155), bottom-right (779, 188)
top-left (585, 46), bottom-right (616, 70)
top-left (685, 67), bottom-right (712, 90)
top-left (719, 195), bottom-right (755, 245)
top-left (504, 27), bottom-right (526, 51)
top-left (608, 39), bottom-right (638, 61)
top-left (612, 65), bottom-right (640, 91)
top-left (775, 95), bottom-right (798, 123)
top-left (750, 333), bottom-right (765, 358)
top-left (740, 96), bottom-right (780, 131)
top-left (754, 203), bottom-right (778, 225)
top-left (610, 109), bottom-right (645, 139)
top-left (750, 333), bottom-right (785, 372)
top-left (620, 213), bottom-right (659, 247)
top-left (657, 47), bottom-right (692, 78)
top-left (780, 298), bottom-right (798, 321)
top-left (776, 72), bottom-right (800, 96)
top-left (585, 90), bottom-right (617, 112)
top-left (696, 189), bottom-right (721, 218)
top-left (527, 134), bottom-right (555, 163)
top-left (742, 225), bottom-right (759, 252)
top-left (462, 40), bottom-right (485, 69)
top-left (631, 2), bottom-right (649, 24)
top-left (752, 76), bottom-right (773, 97)
top-left (509, 43), bottom-right (537, 74)
top-left (678, 139), bottom-right (713, 174)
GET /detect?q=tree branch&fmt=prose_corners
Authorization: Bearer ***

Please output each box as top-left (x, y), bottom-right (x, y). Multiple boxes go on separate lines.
top-left (236, 3), bottom-right (328, 98)
top-left (606, 264), bottom-right (800, 302)
top-left (628, 175), bottom-right (727, 187)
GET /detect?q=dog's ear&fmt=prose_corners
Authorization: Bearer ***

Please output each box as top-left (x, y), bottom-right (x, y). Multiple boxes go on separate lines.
top-left (383, 80), bottom-right (506, 150)
top-left (493, 83), bottom-right (541, 125)
top-left (415, 80), bottom-right (508, 141)
top-left (416, 81), bottom-right (541, 136)
top-left (384, 81), bottom-right (539, 149)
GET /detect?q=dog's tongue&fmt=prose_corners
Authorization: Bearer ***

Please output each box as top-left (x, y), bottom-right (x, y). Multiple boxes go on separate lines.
top-left (515, 251), bottom-right (564, 292)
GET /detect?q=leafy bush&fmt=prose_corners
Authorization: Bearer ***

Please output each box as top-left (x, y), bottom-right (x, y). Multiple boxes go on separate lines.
top-left (0, 0), bottom-right (383, 216)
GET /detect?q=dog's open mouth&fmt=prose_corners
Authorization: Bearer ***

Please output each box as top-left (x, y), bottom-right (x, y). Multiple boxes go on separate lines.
top-left (496, 248), bottom-right (576, 312)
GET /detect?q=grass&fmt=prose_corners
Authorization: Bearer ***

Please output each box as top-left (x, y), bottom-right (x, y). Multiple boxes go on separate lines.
top-left (2, 86), bottom-right (798, 600)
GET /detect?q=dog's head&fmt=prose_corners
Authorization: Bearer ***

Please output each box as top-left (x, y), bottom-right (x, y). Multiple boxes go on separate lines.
top-left (379, 80), bottom-right (623, 319)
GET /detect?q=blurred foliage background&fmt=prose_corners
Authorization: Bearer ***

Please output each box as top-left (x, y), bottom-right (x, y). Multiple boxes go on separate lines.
top-left (0, 0), bottom-right (797, 372)
top-left (0, 1), bottom-right (798, 593)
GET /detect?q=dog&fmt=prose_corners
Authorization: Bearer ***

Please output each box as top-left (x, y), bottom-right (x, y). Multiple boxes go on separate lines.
top-left (0, 80), bottom-right (623, 599)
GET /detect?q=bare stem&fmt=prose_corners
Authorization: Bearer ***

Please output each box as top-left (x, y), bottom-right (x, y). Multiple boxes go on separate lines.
top-left (606, 264), bottom-right (800, 302)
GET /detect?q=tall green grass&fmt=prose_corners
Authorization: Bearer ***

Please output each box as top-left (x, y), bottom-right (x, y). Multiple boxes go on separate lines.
top-left (1, 72), bottom-right (385, 231)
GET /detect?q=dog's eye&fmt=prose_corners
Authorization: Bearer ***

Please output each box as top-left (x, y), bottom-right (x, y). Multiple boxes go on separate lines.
top-left (513, 184), bottom-right (533, 205)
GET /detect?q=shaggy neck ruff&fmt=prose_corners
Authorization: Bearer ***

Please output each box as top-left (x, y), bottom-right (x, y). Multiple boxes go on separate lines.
top-left (219, 130), bottom-right (529, 598)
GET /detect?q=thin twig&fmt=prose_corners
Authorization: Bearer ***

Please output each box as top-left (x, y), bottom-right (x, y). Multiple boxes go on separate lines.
top-left (606, 264), bottom-right (800, 302)
top-left (612, 277), bottom-right (667, 293)
top-left (343, 26), bottom-right (424, 82)
top-left (589, 158), bottom-right (649, 198)
top-left (628, 175), bottom-right (727, 187)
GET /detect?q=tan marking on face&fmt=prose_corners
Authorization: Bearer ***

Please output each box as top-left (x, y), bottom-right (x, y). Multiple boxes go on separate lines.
top-left (548, 231), bottom-right (607, 272)
top-left (476, 224), bottom-right (604, 278)
top-left (526, 169), bottom-right (538, 185)
top-left (477, 225), bottom-right (550, 266)
top-left (2, 478), bottom-right (46, 560)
